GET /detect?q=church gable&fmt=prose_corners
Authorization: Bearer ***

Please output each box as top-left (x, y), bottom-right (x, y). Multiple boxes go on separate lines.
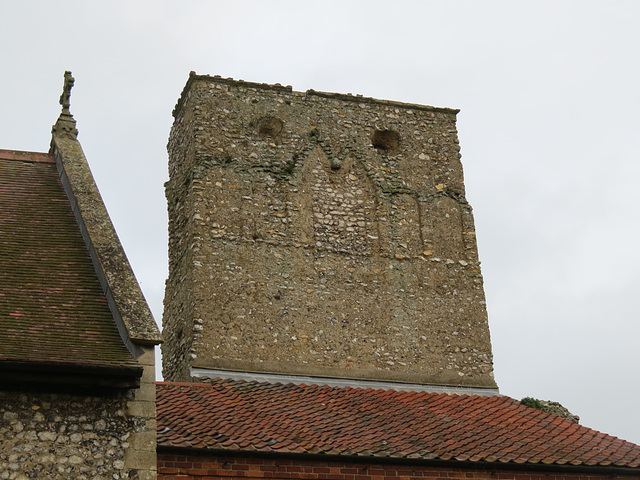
top-left (0, 72), bottom-right (160, 480)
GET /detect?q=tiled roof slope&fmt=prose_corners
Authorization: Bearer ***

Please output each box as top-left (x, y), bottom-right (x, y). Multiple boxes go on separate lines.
top-left (0, 150), bottom-right (138, 369)
top-left (157, 379), bottom-right (640, 468)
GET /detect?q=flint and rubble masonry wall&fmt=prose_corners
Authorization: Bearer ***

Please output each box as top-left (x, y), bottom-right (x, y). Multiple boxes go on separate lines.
top-left (157, 454), bottom-right (630, 480)
top-left (0, 390), bottom-right (137, 480)
top-left (163, 75), bottom-right (494, 387)
top-left (0, 349), bottom-right (156, 480)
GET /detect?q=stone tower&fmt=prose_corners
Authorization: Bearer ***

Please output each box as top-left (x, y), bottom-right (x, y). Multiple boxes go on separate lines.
top-left (163, 73), bottom-right (495, 389)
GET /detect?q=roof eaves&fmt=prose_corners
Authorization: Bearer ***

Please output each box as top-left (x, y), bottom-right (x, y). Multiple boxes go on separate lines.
top-left (0, 359), bottom-right (142, 389)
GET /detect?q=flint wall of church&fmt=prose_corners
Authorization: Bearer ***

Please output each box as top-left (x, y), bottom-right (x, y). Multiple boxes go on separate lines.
top-left (0, 390), bottom-right (137, 479)
top-left (163, 75), bottom-right (495, 387)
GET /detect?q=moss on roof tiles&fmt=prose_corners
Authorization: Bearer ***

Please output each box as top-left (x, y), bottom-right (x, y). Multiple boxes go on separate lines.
top-left (0, 157), bottom-right (137, 369)
top-left (156, 379), bottom-right (640, 468)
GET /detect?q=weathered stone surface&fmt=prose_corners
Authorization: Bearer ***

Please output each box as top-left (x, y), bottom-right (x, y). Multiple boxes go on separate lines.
top-left (163, 74), bottom-right (495, 387)
top-left (0, 391), bottom-right (138, 479)
top-left (50, 107), bottom-right (162, 347)
top-left (521, 397), bottom-right (580, 423)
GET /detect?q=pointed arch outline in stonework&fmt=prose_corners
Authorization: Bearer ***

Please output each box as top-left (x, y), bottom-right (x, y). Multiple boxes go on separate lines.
top-left (289, 138), bottom-right (381, 255)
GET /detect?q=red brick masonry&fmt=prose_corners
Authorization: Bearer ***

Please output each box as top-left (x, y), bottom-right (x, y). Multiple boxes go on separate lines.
top-left (158, 454), bottom-right (638, 480)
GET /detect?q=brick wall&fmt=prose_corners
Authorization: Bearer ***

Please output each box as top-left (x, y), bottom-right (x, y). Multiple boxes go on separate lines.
top-left (158, 454), bottom-right (631, 480)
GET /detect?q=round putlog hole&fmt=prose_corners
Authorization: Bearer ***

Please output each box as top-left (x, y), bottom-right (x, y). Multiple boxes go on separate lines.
top-left (256, 116), bottom-right (284, 138)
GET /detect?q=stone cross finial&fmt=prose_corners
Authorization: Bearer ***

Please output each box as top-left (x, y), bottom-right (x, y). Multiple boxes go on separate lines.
top-left (51, 71), bottom-right (78, 138)
top-left (59, 71), bottom-right (75, 115)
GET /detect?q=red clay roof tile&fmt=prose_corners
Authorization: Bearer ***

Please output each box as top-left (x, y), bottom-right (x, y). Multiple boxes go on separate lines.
top-left (157, 379), bottom-right (640, 469)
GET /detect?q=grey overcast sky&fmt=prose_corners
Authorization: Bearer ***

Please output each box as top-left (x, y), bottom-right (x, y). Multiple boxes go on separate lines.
top-left (2, 1), bottom-right (639, 444)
